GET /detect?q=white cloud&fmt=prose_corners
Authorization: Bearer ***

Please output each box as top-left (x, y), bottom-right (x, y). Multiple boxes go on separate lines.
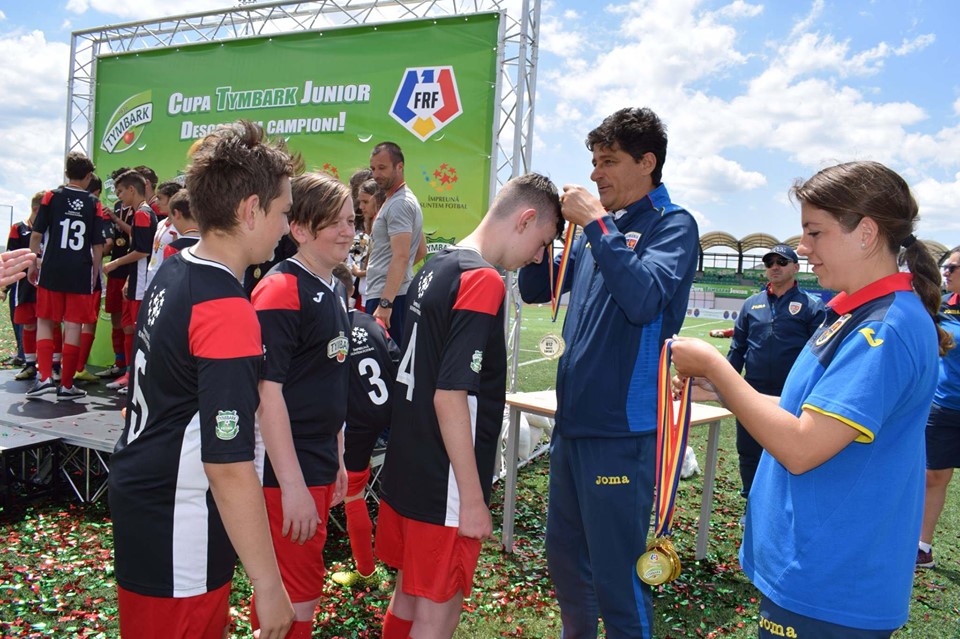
top-left (0, 10), bottom-right (6, 21)
top-left (712, 0), bottom-right (763, 20)
top-left (953, 97), bottom-right (960, 116)
top-left (0, 31), bottom-right (72, 213)
top-left (670, 154), bottom-right (767, 203)
top-left (912, 173), bottom-right (960, 236)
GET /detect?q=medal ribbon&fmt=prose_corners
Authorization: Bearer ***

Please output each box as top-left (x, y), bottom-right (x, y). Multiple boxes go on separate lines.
top-left (551, 223), bottom-right (577, 322)
top-left (653, 340), bottom-right (692, 538)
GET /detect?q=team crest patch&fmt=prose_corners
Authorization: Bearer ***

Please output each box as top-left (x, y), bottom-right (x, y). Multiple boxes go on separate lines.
top-left (328, 331), bottom-right (349, 363)
top-left (470, 350), bottom-right (483, 373)
top-left (788, 301), bottom-right (802, 315)
top-left (625, 232), bottom-right (641, 250)
top-left (815, 313), bottom-right (852, 347)
top-left (215, 410), bottom-right (240, 440)
top-left (390, 66), bottom-right (463, 141)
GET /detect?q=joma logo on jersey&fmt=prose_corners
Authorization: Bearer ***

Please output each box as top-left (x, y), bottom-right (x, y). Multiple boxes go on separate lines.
top-left (390, 67), bottom-right (462, 141)
top-left (101, 91), bottom-right (154, 154)
top-left (858, 328), bottom-right (884, 347)
top-left (328, 332), bottom-right (349, 363)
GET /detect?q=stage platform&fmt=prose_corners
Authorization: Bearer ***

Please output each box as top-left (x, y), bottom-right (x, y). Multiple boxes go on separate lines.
top-left (0, 368), bottom-right (125, 503)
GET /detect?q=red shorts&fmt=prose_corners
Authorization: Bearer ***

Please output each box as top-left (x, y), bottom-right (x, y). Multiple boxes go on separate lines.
top-left (263, 484), bottom-right (334, 602)
top-left (121, 298), bottom-right (141, 328)
top-left (117, 582), bottom-right (230, 639)
top-left (105, 276), bottom-right (125, 313)
top-left (36, 287), bottom-right (90, 324)
top-left (13, 302), bottom-right (36, 325)
top-left (80, 289), bottom-right (102, 325)
top-left (374, 501), bottom-right (482, 602)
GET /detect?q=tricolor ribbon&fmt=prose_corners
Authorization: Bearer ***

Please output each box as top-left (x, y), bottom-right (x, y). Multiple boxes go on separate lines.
top-left (550, 223), bottom-right (577, 322)
top-left (652, 340), bottom-right (692, 538)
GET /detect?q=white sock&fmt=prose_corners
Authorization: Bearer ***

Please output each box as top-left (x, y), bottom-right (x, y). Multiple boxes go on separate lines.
top-left (919, 541), bottom-right (932, 553)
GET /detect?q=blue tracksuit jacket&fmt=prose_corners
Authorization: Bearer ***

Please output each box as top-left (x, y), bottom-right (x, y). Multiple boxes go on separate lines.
top-left (518, 184), bottom-right (699, 437)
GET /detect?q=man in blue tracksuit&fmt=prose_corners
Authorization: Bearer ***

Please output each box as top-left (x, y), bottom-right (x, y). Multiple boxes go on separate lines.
top-left (519, 107), bottom-right (699, 638)
top-left (726, 244), bottom-right (826, 498)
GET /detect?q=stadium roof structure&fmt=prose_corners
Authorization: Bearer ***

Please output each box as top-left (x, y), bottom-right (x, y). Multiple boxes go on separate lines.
top-left (697, 232), bottom-right (949, 272)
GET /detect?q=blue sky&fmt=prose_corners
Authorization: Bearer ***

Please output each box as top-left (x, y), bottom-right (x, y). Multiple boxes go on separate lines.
top-left (2, 0), bottom-right (959, 250)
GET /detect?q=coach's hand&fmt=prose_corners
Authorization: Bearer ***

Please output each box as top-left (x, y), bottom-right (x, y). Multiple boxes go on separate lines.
top-left (281, 483), bottom-right (318, 545)
top-left (251, 577), bottom-right (295, 639)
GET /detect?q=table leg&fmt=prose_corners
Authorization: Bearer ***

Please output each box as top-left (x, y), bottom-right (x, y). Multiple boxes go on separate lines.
top-left (502, 405), bottom-right (521, 553)
top-left (696, 420), bottom-right (721, 560)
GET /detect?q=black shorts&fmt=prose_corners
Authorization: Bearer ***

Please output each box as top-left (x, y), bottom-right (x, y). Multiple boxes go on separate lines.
top-left (925, 403), bottom-right (960, 470)
top-left (343, 422), bottom-right (385, 472)
top-left (758, 597), bottom-right (895, 639)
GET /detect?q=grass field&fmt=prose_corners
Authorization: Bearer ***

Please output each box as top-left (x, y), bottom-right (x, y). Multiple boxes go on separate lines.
top-left (1, 306), bottom-right (959, 637)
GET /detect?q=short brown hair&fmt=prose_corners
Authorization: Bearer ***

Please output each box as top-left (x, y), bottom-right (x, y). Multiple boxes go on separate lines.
top-left (156, 180), bottom-right (182, 199)
top-left (168, 190), bottom-right (192, 221)
top-left (65, 151), bottom-right (95, 181)
top-left (115, 170), bottom-right (147, 196)
top-left (186, 120), bottom-right (299, 234)
top-left (289, 172), bottom-right (351, 238)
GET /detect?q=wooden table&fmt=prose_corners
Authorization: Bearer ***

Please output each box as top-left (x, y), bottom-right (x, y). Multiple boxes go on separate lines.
top-left (502, 390), bottom-right (733, 560)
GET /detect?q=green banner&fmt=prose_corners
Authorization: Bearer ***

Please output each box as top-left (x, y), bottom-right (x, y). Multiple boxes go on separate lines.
top-left (89, 13), bottom-right (500, 366)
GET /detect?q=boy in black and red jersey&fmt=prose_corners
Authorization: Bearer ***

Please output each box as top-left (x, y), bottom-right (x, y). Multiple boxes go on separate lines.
top-left (109, 121), bottom-right (297, 639)
top-left (375, 173), bottom-right (563, 639)
top-left (162, 190), bottom-right (199, 258)
top-left (25, 151), bottom-right (105, 400)
top-left (330, 262), bottom-right (400, 590)
top-left (97, 167), bottom-right (134, 380)
top-left (7, 191), bottom-right (42, 381)
top-left (250, 172), bottom-right (354, 638)
top-left (72, 174), bottom-right (112, 383)
top-left (102, 170), bottom-right (157, 394)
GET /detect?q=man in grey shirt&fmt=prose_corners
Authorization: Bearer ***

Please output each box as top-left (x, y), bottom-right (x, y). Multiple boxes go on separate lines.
top-left (365, 141), bottom-right (425, 345)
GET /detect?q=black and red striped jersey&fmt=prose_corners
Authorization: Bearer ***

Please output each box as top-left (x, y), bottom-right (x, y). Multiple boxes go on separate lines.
top-left (6, 221), bottom-right (36, 304)
top-left (163, 234), bottom-right (200, 259)
top-left (109, 248), bottom-right (263, 598)
top-left (33, 186), bottom-right (105, 294)
top-left (379, 246), bottom-right (507, 527)
top-left (346, 310), bottom-right (400, 434)
top-left (107, 201), bottom-right (132, 280)
top-left (252, 258), bottom-right (351, 488)
top-left (125, 203), bottom-right (157, 301)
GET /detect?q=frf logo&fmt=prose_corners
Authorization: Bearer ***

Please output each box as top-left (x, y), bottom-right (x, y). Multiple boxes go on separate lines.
top-left (390, 67), bottom-right (462, 141)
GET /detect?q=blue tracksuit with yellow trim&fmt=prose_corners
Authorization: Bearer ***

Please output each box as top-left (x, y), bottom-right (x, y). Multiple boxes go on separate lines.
top-left (519, 183), bottom-right (698, 639)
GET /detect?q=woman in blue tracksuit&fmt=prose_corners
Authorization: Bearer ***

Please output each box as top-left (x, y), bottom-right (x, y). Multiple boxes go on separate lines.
top-left (672, 161), bottom-right (949, 638)
top-left (917, 246), bottom-right (960, 568)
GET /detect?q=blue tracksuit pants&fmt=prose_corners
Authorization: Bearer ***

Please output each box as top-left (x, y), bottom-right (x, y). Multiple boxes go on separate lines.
top-left (546, 432), bottom-right (656, 638)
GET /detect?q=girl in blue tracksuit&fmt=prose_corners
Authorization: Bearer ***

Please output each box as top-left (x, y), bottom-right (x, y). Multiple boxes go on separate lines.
top-left (672, 161), bottom-right (949, 638)
top-left (917, 246), bottom-right (960, 568)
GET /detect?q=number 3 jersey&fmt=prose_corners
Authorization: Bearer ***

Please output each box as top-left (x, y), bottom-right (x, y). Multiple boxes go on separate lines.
top-left (252, 258), bottom-right (351, 488)
top-left (109, 248), bottom-right (263, 598)
top-left (379, 246), bottom-right (507, 527)
top-left (32, 185), bottom-right (106, 293)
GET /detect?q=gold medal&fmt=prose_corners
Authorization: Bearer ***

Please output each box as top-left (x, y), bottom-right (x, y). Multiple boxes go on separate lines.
top-left (253, 267), bottom-right (262, 279)
top-left (637, 538), bottom-right (681, 585)
top-left (115, 237), bottom-right (126, 247)
top-left (538, 333), bottom-right (565, 359)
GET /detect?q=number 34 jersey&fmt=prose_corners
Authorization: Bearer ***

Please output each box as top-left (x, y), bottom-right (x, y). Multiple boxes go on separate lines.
top-left (109, 248), bottom-right (263, 598)
top-left (33, 185), bottom-right (106, 293)
top-left (379, 246), bottom-right (507, 527)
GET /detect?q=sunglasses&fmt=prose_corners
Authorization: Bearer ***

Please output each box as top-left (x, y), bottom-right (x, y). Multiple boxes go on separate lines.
top-left (944, 264), bottom-right (960, 274)
top-left (763, 256), bottom-right (791, 268)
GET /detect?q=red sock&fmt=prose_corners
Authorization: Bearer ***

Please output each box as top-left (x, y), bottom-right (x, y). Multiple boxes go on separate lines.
top-left (382, 610), bottom-right (413, 639)
top-left (78, 332), bottom-right (95, 371)
top-left (52, 324), bottom-right (62, 355)
top-left (286, 620), bottom-right (313, 638)
top-left (111, 327), bottom-right (125, 364)
top-left (37, 338), bottom-right (54, 381)
top-left (61, 344), bottom-right (80, 389)
top-left (345, 497), bottom-right (375, 576)
top-left (22, 327), bottom-right (36, 361)
top-left (124, 331), bottom-right (134, 370)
